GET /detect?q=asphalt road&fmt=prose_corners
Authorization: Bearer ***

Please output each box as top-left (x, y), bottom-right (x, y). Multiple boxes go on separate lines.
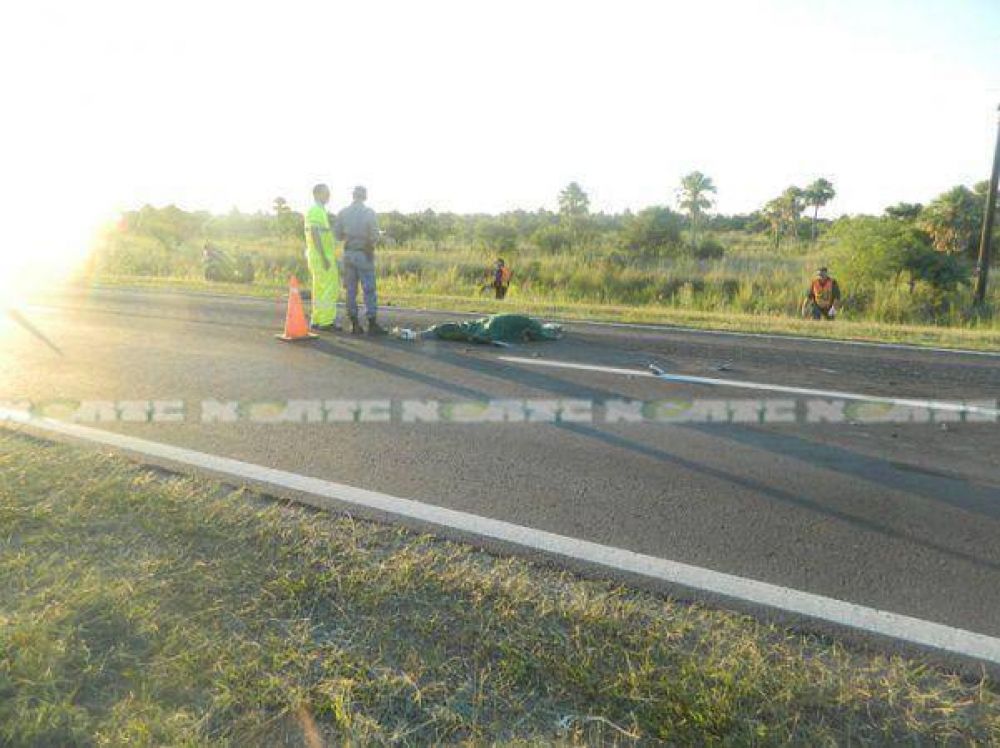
top-left (3, 286), bottom-right (1000, 643)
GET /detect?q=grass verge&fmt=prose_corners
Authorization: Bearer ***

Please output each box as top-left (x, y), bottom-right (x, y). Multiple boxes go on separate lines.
top-left (91, 274), bottom-right (1000, 352)
top-left (2, 429), bottom-right (999, 745)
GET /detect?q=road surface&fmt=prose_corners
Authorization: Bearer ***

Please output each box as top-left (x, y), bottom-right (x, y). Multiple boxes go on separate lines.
top-left (3, 286), bottom-right (999, 656)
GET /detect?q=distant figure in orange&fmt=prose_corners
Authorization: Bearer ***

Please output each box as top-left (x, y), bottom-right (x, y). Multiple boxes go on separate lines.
top-left (490, 258), bottom-right (512, 300)
top-left (802, 266), bottom-right (842, 320)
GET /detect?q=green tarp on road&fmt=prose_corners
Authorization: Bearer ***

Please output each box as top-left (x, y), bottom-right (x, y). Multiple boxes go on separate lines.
top-left (424, 314), bottom-right (563, 344)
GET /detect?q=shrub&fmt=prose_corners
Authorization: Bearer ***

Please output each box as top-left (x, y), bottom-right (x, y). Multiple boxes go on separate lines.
top-left (622, 207), bottom-right (683, 258)
top-left (692, 236), bottom-right (725, 259)
top-left (531, 225), bottom-right (573, 254)
top-left (830, 216), bottom-right (970, 293)
top-left (476, 222), bottom-right (518, 252)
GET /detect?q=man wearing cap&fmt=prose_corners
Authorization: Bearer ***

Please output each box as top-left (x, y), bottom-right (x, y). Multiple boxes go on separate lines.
top-left (335, 186), bottom-right (385, 335)
top-left (304, 183), bottom-right (339, 331)
top-left (802, 267), bottom-right (842, 320)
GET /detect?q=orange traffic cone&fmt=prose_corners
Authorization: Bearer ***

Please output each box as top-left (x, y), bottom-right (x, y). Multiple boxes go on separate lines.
top-left (276, 276), bottom-right (318, 342)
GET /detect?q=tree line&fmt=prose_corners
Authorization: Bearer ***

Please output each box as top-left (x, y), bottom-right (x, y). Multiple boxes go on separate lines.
top-left (115, 172), bottom-right (996, 287)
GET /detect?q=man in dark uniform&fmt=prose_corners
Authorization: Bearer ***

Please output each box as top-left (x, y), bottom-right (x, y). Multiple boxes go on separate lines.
top-left (335, 186), bottom-right (385, 335)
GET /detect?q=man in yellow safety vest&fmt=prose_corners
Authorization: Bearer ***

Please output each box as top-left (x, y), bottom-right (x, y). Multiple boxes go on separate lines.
top-left (304, 183), bottom-right (339, 330)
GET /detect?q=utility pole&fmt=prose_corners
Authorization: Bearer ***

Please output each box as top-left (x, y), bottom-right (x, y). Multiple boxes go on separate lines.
top-left (973, 104), bottom-right (1000, 305)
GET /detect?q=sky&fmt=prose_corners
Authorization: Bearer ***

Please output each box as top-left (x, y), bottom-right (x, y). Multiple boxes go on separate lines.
top-left (0, 0), bottom-right (998, 256)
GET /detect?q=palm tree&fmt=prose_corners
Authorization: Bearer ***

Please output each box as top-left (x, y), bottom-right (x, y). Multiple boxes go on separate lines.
top-left (918, 185), bottom-right (982, 255)
top-left (763, 198), bottom-right (785, 249)
top-left (802, 179), bottom-right (836, 241)
top-left (558, 182), bottom-right (590, 217)
top-left (780, 186), bottom-right (805, 243)
top-left (760, 188), bottom-right (803, 249)
top-left (677, 171), bottom-right (716, 248)
top-left (558, 182), bottom-right (591, 247)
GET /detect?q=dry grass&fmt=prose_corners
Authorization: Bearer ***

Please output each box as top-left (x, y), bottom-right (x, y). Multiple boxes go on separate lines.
top-left (2, 429), bottom-right (999, 745)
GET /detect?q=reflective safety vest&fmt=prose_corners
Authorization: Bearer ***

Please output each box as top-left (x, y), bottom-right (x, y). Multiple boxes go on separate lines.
top-left (305, 203), bottom-right (335, 260)
top-left (812, 277), bottom-right (835, 309)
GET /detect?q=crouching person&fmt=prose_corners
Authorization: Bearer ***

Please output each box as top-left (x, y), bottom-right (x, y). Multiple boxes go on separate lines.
top-left (802, 266), bottom-right (841, 320)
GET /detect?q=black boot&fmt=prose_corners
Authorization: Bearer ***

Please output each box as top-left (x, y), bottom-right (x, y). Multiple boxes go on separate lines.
top-left (349, 315), bottom-right (364, 335)
top-left (367, 316), bottom-right (388, 336)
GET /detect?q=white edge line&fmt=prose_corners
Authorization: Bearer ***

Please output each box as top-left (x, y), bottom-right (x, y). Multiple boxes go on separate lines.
top-left (497, 356), bottom-right (1000, 418)
top-left (556, 317), bottom-right (1000, 358)
top-left (3, 407), bottom-right (1000, 666)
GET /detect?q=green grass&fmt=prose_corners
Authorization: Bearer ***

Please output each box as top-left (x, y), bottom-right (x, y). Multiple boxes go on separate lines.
top-left (2, 430), bottom-right (999, 745)
top-left (87, 221), bottom-right (1000, 351)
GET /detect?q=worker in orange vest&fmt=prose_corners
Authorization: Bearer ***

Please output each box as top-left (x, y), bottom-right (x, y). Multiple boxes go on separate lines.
top-left (802, 266), bottom-right (842, 320)
top-left (490, 258), bottom-right (512, 300)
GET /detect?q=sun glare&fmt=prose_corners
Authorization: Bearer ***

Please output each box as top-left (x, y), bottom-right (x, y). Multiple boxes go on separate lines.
top-left (0, 207), bottom-right (104, 308)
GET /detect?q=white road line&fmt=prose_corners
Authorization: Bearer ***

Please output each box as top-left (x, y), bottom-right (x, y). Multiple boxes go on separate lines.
top-left (556, 318), bottom-right (1000, 358)
top-left (497, 356), bottom-right (1000, 418)
top-left (84, 285), bottom-right (1000, 358)
top-left (3, 407), bottom-right (1000, 666)
top-left (373, 305), bottom-right (1000, 358)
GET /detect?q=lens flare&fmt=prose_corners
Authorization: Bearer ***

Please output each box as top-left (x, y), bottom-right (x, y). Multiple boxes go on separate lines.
top-left (0, 204), bottom-right (105, 307)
